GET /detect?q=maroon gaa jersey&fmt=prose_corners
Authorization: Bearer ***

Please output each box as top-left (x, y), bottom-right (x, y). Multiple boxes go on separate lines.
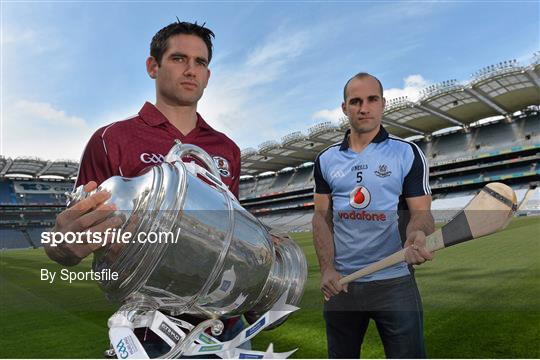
top-left (75, 102), bottom-right (241, 198)
top-left (75, 102), bottom-right (243, 335)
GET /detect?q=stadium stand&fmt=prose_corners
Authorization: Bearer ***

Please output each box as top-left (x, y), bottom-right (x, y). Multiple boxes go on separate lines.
top-left (0, 177), bottom-right (69, 250)
top-left (0, 229), bottom-right (34, 250)
top-left (25, 227), bottom-right (49, 247)
top-left (258, 210), bottom-right (314, 233)
top-left (518, 187), bottom-right (540, 214)
top-left (429, 131), bottom-right (471, 159)
top-left (0, 180), bottom-right (16, 204)
top-left (253, 175), bottom-right (277, 197)
top-left (239, 178), bottom-right (257, 196)
top-left (1, 54), bottom-right (539, 248)
top-left (514, 186), bottom-right (532, 205)
top-left (268, 170), bottom-right (295, 193)
top-left (287, 166), bottom-right (314, 191)
top-left (431, 190), bottom-right (476, 222)
top-left (523, 114), bottom-right (539, 138)
top-left (237, 55), bottom-right (540, 228)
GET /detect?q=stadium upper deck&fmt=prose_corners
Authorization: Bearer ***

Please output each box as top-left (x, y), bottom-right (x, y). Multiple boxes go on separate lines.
top-left (0, 156), bottom-right (78, 179)
top-left (1, 54), bottom-right (538, 180)
top-left (240, 54), bottom-right (540, 175)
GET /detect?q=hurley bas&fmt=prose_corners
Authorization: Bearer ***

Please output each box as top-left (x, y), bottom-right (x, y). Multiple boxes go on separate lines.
top-left (40, 268), bottom-right (118, 284)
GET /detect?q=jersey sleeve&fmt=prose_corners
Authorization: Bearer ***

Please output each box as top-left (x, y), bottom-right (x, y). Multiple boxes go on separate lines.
top-left (402, 143), bottom-right (431, 197)
top-left (314, 155), bottom-right (331, 194)
top-left (75, 129), bottom-right (115, 188)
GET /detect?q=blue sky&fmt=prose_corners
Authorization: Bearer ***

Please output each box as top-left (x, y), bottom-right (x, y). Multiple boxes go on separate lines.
top-left (1, 1), bottom-right (538, 160)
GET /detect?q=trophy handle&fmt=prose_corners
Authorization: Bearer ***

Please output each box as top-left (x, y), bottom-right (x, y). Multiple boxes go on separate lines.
top-left (165, 140), bottom-right (221, 177)
top-left (165, 140), bottom-right (236, 200)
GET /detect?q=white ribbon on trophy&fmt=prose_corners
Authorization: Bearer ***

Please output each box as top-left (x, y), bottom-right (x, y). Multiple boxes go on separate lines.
top-left (108, 292), bottom-right (299, 359)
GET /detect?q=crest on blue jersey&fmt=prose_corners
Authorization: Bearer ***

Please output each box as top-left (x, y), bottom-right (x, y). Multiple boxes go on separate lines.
top-left (375, 164), bottom-right (392, 178)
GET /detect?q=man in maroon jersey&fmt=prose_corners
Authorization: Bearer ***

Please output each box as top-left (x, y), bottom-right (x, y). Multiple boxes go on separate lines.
top-left (44, 21), bottom-right (245, 355)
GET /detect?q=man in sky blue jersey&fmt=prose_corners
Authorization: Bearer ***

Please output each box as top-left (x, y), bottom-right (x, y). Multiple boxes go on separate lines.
top-left (312, 72), bottom-right (435, 358)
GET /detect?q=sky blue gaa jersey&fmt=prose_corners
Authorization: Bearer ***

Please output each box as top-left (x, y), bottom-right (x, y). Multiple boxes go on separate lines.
top-left (314, 126), bottom-right (431, 281)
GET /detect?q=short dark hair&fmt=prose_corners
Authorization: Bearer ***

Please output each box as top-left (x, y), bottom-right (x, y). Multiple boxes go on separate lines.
top-left (150, 20), bottom-right (215, 65)
top-left (343, 72), bottom-right (384, 101)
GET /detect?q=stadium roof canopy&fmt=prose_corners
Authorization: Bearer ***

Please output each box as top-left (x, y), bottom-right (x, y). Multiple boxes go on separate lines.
top-left (242, 54), bottom-right (540, 175)
top-left (0, 157), bottom-right (78, 179)
top-left (1, 54), bottom-right (539, 179)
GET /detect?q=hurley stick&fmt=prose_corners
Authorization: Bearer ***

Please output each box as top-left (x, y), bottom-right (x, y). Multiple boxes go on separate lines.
top-left (339, 182), bottom-right (517, 285)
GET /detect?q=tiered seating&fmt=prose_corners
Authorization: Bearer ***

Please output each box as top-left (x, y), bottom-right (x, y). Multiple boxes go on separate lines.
top-left (258, 210), bottom-right (313, 232)
top-left (427, 115), bottom-right (539, 162)
top-left (18, 193), bottom-right (61, 205)
top-left (522, 115), bottom-right (539, 140)
top-left (0, 229), bottom-right (33, 249)
top-left (431, 191), bottom-right (476, 222)
top-left (26, 228), bottom-right (47, 247)
top-left (431, 131), bottom-right (471, 158)
top-left (239, 179), bottom-right (257, 198)
top-left (267, 171), bottom-right (294, 193)
top-left (203, 114), bottom-right (540, 227)
top-left (286, 212), bottom-right (313, 231)
top-left (0, 179), bottom-right (71, 250)
top-left (436, 173), bottom-right (482, 185)
top-left (256, 213), bottom-right (287, 227)
top-left (0, 181), bottom-right (15, 204)
top-left (514, 187), bottom-right (531, 205)
top-left (288, 167), bottom-right (313, 191)
top-left (474, 121), bottom-right (518, 149)
top-left (518, 187), bottom-right (540, 212)
top-left (484, 164), bottom-right (536, 178)
top-left (249, 197), bottom-right (312, 212)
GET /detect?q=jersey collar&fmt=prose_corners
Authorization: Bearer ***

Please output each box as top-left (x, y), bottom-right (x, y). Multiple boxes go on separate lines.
top-left (339, 126), bottom-right (389, 151)
top-left (139, 102), bottom-right (212, 130)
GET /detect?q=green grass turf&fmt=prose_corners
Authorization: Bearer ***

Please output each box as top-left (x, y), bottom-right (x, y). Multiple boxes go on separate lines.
top-left (1, 216), bottom-right (539, 358)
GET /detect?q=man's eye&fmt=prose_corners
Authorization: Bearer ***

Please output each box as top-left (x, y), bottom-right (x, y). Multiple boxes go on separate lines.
top-left (172, 57), bottom-right (184, 62)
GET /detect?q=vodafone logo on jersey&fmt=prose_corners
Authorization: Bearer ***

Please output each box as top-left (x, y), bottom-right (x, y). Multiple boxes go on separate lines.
top-left (140, 153), bottom-right (165, 164)
top-left (349, 185), bottom-right (371, 209)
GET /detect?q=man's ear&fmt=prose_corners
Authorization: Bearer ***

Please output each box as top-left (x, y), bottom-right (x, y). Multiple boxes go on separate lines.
top-left (202, 68), bottom-right (211, 89)
top-left (341, 101), bottom-right (347, 115)
top-left (146, 56), bottom-right (158, 79)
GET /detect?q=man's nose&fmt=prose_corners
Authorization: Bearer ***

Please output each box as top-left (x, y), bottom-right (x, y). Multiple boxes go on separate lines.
top-left (183, 61), bottom-right (196, 77)
top-left (359, 102), bottom-right (369, 114)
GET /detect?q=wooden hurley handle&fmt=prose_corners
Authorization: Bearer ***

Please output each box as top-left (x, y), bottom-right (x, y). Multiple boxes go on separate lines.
top-left (339, 230), bottom-right (444, 285)
top-left (339, 182), bottom-right (516, 285)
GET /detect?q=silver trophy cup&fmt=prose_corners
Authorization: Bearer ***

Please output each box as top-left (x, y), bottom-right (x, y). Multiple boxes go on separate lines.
top-left (68, 141), bottom-right (307, 357)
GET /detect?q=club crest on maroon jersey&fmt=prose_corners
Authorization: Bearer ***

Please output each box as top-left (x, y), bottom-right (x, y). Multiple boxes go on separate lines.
top-left (212, 156), bottom-right (231, 177)
top-left (349, 185), bottom-right (371, 209)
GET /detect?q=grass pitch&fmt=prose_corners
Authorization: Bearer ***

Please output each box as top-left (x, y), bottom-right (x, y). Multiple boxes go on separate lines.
top-left (1, 216), bottom-right (539, 358)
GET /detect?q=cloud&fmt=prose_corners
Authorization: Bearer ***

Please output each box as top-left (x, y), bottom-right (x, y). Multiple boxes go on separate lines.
top-left (2, 24), bottom-right (61, 54)
top-left (14, 100), bottom-right (87, 130)
top-left (312, 107), bottom-right (343, 124)
top-left (198, 26), bottom-right (315, 149)
top-left (2, 100), bottom-right (92, 161)
top-left (246, 30), bottom-right (310, 68)
top-left (311, 74), bottom-right (431, 123)
top-left (0, 29), bottom-right (36, 45)
top-left (384, 74), bottom-right (430, 102)
top-left (1, 25), bottom-right (316, 159)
